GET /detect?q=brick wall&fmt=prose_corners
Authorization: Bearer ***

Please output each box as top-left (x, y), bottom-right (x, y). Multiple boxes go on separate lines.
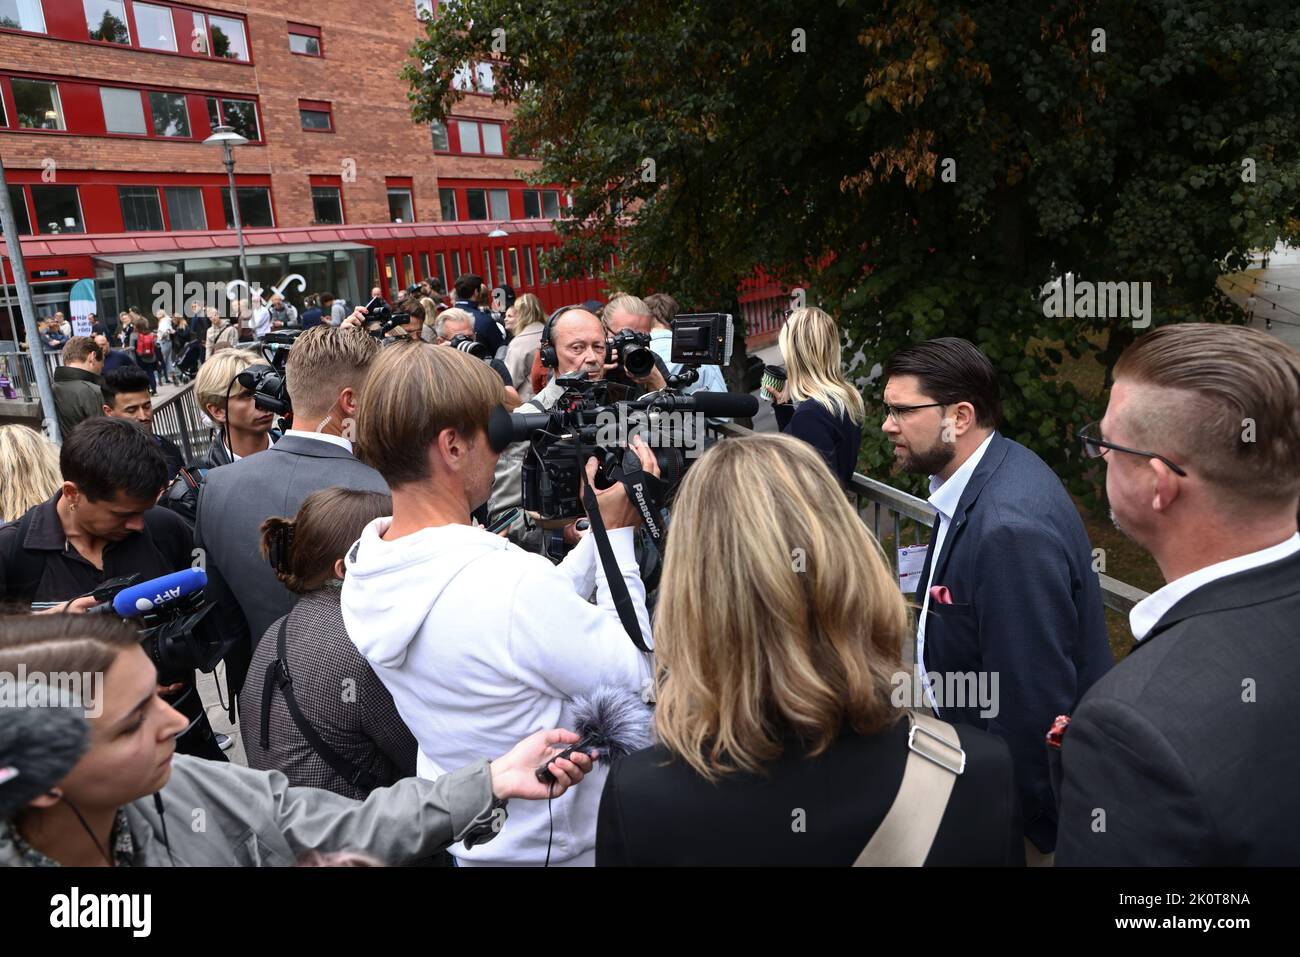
top-left (0, 0), bottom-right (542, 226)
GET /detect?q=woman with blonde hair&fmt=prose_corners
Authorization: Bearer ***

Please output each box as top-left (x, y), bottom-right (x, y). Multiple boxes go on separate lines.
top-left (763, 306), bottom-right (865, 487)
top-left (596, 434), bottom-right (1021, 866)
top-left (0, 425), bottom-right (62, 522)
top-left (504, 292), bottom-right (546, 400)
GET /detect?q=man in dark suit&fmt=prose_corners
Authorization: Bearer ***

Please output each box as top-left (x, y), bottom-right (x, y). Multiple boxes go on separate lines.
top-left (195, 326), bottom-right (388, 700)
top-left (452, 273), bottom-right (505, 356)
top-left (882, 338), bottom-right (1113, 863)
top-left (1056, 324), bottom-right (1300, 865)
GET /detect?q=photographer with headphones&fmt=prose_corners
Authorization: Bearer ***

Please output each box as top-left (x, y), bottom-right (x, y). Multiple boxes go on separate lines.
top-left (486, 304), bottom-right (664, 555)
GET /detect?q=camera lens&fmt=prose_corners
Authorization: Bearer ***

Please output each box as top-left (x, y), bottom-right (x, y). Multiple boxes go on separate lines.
top-left (623, 345), bottom-right (654, 377)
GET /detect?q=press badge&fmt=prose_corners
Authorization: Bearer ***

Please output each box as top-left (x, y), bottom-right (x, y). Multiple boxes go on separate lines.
top-left (897, 544), bottom-right (928, 593)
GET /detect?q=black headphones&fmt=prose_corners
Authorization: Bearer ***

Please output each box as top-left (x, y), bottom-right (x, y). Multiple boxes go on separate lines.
top-left (539, 303), bottom-right (584, 369)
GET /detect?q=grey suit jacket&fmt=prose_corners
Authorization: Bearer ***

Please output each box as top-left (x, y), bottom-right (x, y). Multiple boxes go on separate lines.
top-left (1056, 548), bottom-right (1300, 865)
top-left (194, 435), bottom-right (389, 696)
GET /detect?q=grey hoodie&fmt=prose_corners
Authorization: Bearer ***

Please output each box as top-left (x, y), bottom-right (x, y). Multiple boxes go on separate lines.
top-left (0, 754), bottom-right (499, 867)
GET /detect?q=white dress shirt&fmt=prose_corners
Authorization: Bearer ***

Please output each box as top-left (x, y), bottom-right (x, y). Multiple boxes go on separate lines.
top-left (1129, 533), bottom-right (1300, 641)
top-left (916, 432), bottom-right (996, 711)
top-left (283, 428), bottom-right (354, 454)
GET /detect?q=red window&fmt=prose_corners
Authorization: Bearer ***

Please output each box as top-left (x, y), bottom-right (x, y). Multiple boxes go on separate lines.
top-left (0, 1), bottom-right (255, 64)
top-left (299, 99), bottom-right (333, 133)
top-left (288, 22), bottom-right (322, 56)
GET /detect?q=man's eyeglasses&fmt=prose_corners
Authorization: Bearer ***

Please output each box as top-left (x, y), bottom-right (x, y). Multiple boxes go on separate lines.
top-left (882, 402), bottom-right (947, 424)
top-left (1075, 421), bottom-right (1188, 476)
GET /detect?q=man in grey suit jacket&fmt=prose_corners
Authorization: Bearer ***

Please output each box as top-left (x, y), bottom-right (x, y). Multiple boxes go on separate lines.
top-left (195, 327), bottom-right (387, 699)
top-left (1057, 324), bottom-right (1300, 865)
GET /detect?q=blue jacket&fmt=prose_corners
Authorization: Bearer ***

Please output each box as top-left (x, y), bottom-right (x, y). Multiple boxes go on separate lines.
top-left (914, 431), bottom-right (1112, 852)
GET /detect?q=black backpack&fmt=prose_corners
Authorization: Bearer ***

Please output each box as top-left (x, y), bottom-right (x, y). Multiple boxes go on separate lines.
top-left (159, 465), bottom-right (210, 527)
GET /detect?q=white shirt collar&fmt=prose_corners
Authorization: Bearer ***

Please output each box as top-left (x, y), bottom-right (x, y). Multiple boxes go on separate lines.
top-left (284, 428), bottom-right (353, 453)
top-left (1129, 533), bottom-right (1300, 641)
top-left (927, 432), bottom-right (996, 521)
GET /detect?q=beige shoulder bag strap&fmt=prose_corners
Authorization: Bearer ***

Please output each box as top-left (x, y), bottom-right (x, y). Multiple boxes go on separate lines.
top-left (853, 711), bottom-right (966, 867)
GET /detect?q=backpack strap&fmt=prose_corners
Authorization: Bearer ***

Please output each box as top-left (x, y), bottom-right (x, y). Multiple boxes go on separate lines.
top-left (853, 711), bottom-right (965, 867)
top-left (259, 611), bottom-right (378, 793)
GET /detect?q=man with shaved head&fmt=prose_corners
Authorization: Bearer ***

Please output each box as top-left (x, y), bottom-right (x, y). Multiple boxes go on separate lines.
top-left (486, 307), bottom-right (608, 553)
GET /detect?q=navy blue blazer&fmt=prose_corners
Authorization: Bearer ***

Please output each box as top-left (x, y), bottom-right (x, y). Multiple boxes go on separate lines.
top-left (914, 431), bottom-right (1112, 853)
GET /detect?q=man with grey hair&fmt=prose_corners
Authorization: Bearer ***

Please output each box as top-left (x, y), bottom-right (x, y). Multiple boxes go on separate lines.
top-left (257, 293), bottom-right (299, 337)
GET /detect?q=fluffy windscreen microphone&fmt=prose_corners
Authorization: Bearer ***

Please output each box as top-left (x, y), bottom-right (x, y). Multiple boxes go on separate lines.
top-left (0, 684), bottom-right (91, 818)
top-left (535, 685), bottom-right (654, 784)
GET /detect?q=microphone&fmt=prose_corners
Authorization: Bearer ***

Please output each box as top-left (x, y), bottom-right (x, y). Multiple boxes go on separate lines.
top-left (100, 568), bottom-right (207, 618)
top-left (642, 390), bottom-right (759, 418)
top-left (535, 685), bottom-right (653, 783)
top-left (0, 684), bottom-right (90, 819)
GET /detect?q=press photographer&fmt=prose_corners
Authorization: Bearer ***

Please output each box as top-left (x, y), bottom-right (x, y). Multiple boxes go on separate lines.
top-left (428, 306), bottom-right (515, 390)
top-left (487, 304), bottom-right (749, 559)
top-left (0, 418), bottom-right (229, 760)
top-left (341, 343), bottom-right (656, 866)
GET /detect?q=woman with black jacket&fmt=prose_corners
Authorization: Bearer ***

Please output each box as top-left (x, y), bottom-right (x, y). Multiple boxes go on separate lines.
top-left (596, 435), bottom-right (1024, 866)
top-left (764, 306), bottom-right (865, 488)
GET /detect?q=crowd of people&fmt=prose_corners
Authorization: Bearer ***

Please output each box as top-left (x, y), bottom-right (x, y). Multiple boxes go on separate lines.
top-left (0, 272), bottom-right (1297, 868)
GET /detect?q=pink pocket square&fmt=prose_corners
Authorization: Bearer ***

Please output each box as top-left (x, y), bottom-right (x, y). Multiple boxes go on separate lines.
top-left (929, 585), bottom-right (953, 605)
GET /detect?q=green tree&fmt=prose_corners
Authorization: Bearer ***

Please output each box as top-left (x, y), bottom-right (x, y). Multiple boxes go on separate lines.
top-left (405, 0), bottom-right (1300, 502)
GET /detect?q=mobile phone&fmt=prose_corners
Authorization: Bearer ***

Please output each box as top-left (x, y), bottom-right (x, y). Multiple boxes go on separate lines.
top-left (487, 508), bottom-right (520, 535)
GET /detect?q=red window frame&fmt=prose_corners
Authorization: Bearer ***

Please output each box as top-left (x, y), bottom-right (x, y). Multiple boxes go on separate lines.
top-left (446, 117), bottom-right (506, 156)
top-left (287, 21), bottom-right (322, 57)
top-left (385, 177), bottom-right (417, 223)
top-left (0, 71), bottom-right (263, 144)
top-left (298, 99), bottom-right (333, 133)
top-left (0, 1), bottom-right (256, 66)
top-left (206, 92), bottom-right (264, 143)
top-left (308, 174), bottom-right (346, 225)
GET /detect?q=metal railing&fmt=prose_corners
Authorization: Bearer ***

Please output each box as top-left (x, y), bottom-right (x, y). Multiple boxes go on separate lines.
top-left (0, 348), bottom-right (63, 402)
top-left (151, 381), bottom-right (215, 465)
top-left (708, 421), bottom-right (1148, 615)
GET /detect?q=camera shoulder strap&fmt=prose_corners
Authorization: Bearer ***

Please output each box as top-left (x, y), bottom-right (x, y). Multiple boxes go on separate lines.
top-left (576, 436), bottom-right (653, 654)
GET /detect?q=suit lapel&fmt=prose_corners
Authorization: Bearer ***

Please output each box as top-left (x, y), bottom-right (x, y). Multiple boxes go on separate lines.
top-left (928, 432), bottom-right (1009, 589)
top-left (1137, 550), bottom-right (1300, 649)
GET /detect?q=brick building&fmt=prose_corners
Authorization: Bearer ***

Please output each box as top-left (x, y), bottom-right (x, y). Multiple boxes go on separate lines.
top-left (0, 0), bottom-right (587, 332)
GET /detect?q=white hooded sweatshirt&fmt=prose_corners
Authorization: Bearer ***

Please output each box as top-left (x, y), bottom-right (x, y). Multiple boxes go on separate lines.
top-left (340, 519), bottom-right (653, 866)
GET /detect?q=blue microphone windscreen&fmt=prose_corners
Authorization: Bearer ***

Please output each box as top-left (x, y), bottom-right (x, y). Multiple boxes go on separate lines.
top-left (111, 568), bottom-right (207, 618)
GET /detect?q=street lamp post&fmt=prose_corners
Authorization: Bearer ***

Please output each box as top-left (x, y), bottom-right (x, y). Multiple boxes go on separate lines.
top-left (203, 125), bottom-right (251, 294)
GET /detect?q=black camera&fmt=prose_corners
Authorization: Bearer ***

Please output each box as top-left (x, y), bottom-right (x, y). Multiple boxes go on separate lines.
top-left (493, 376), bottom-right (714, 524)
top-left (449, 333), bottom-right (492, 360)
top-left (237, 329), bottom-right (301, 415)
top-left (669, 313), bottom-right (734, 367)
top-left (90, 575), bottom-right (227, 683)
top-left (139, 595), bottom-right (228, 683)
top-left (605, 329), bottom-right (656, 380)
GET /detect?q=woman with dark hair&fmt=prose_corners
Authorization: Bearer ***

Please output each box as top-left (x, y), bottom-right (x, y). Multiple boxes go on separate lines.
top-left (239, 488), bottom-right (414, 799)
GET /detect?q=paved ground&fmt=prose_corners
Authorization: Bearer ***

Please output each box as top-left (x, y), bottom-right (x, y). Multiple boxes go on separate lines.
top-left (1218, 244), bottom-right (1300, 353)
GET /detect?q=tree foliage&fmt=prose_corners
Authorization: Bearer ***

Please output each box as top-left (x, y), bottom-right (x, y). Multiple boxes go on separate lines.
top-left (405, 0), bottom-right (1300, 502)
